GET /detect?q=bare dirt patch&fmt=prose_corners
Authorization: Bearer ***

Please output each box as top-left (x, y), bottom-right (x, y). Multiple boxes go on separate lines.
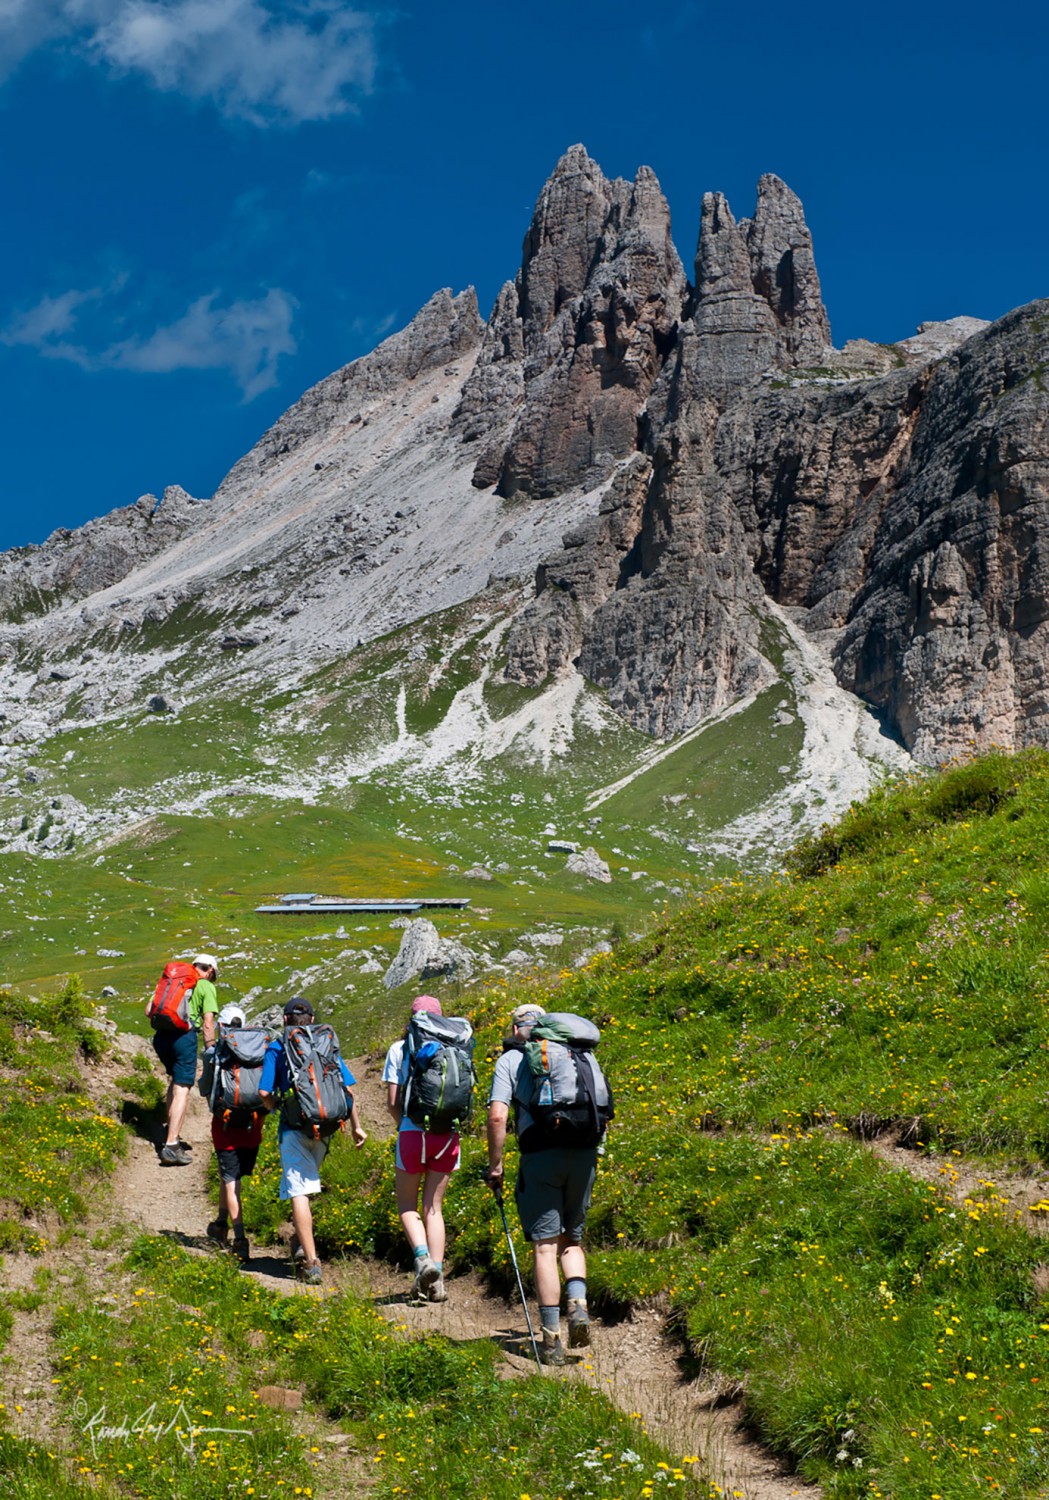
top-left (867, 1134), bottom-right (1049, 1236)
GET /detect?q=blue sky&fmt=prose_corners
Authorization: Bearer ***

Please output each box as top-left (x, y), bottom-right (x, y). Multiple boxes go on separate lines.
top-left (0, 0), bottom-right (1045, 551)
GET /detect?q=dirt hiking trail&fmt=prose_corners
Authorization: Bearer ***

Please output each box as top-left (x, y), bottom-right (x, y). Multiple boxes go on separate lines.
top-left (8, 1035), bottom-right (1049, 1499)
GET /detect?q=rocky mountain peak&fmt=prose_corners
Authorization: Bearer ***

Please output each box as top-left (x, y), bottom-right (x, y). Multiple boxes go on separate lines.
top-left (1, 146), bottom-right (1039, 780)
top-left (695, 190), bottom-right (755, 295)
top-left (746, 173), bottom-right (831, 364)
top-left (518, 144), bottom-right (612, 334)
top-left (456, 146), bottom-right (687, 500)
top-left (686, 178), bottom-right (830, 386)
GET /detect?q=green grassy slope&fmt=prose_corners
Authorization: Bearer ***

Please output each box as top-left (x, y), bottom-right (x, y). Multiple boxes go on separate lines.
top-left (315, 751), bottom-right (1049, 1499)
top-left (0, 595), bottom-right (834, 1045)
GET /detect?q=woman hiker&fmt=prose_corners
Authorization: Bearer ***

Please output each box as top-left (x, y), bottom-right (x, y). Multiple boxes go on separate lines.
top-left (381, 995), bottom-right (463, 1303)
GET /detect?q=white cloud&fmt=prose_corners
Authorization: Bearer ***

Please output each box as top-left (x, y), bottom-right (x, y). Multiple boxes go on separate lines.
top-left (3, 286), bottom-right (101, 346)
top-left (3, 283), bottom-right (297, 398)
top-left (0, 0), bottom-right (381, 125)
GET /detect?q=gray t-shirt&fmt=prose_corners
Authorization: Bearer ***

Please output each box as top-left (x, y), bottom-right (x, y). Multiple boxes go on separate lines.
top-left (488, 1046), bottom-right (535, 1137)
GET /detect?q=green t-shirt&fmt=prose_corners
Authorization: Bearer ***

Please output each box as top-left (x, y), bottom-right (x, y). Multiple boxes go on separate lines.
top-left (189, 976), bottom-right (220, 1031)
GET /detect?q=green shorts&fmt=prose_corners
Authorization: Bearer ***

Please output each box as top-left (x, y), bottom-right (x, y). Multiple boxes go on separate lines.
top-left (515, 1146), bottom-right (597, 1243)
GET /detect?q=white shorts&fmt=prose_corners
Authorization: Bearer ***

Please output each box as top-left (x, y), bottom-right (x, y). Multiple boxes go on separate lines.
top-left (278, 1129), bottom-right (328, 1200)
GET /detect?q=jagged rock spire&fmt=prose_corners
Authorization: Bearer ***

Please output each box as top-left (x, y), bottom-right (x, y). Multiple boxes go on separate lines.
top-left (745, 174), bottom-right (831, 365)
top-left (455, 145), bottom-right (688, 498)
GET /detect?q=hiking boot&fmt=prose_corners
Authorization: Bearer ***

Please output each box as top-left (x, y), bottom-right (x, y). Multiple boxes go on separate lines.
top-left (567, 1297), bottom-right (591, 1348)
top-left (427, 1274), bottom-right (448, 1304)
top-left (414, 1256), bottom-right (440, 1297)
top-left (539, 1331), bottom-right (566, 1367)
top-left (300, 1259), bottom-right (323, 1286)
top-left (205, 1219), bottom-right (229, 1246)
top-left (231, 1237), bottom-right (250, 1264)
top-left (160, 1143), bottom-right (192, 1166)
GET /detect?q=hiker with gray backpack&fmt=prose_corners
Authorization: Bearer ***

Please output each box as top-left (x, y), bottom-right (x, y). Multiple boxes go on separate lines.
top-left (197, 1002), bottom-right (268, 1264)
top-left (258, 996), bottom-right (367, 1285)
top-left (382, 995), bottom-right (476, 1303)
top-left (486, 1004), bottom-right (614, 1366)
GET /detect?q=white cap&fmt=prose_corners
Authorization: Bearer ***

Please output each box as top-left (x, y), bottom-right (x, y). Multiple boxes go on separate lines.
top-left (218, 1004), bottom-right (245, 1027)
top-left (194, 953), bottom-right (218, 973)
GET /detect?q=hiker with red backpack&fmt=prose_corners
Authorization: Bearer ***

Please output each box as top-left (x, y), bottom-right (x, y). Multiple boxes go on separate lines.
top-left (486, 1004), bottom-right (614, 1366)
top-left (258, 996), bottom-right (367, 1286)
top-left (146, 953), bottom-right (219, 1166)
top-left (381, 995), bottom-right (477, 1304)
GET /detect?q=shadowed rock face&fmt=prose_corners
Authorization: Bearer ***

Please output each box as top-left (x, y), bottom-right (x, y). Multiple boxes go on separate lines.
top-left (833, 304), bottom-right (1049, 760)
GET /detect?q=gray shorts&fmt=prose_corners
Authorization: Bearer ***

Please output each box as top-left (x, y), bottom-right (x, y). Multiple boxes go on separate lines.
top-left (515, 1147), bottom-right (597, 1243)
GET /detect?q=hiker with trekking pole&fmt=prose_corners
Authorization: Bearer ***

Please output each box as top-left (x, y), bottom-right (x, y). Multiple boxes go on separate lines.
top-left (485, 1002), bottom-right (614, 1367)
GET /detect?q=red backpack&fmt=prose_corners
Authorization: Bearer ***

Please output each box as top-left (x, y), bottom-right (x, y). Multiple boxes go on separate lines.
top-left (147, 961), bottom-right (200, 1032)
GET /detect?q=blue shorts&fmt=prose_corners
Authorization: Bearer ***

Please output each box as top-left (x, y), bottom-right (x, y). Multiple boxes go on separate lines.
top-left (152, 1027), bottom-right (199, 1087)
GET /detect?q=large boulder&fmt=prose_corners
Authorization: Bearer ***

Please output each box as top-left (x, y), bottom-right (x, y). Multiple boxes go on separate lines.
top-left (383, 919), bottom-right (474, 990)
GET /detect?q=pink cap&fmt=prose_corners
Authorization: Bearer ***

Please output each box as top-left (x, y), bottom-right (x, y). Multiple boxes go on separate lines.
top-left (411, 994), bottom-right (442, 1016)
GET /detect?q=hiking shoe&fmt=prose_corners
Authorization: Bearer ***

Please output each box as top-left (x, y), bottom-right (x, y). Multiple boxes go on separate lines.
top-left (205, 1219), bottom-right (229, 1246)
top-left (567, 1297), bottom-right (591, 1348)
top-left (160, 1143), bottom-right (192, 1166)
top-left (231, 1237), bottom-right (250, 1264)
top-left (539, 1332), bottom-right (566, 1367)
top-left (427, 1274), bottom-right (448, 1303)
top-left (301, 1260), bottom-right (323, 1286)
top-left (290, 1234), bottom-right (306, 1267)
top-left (414, 1256), bottom-right (440, 1297)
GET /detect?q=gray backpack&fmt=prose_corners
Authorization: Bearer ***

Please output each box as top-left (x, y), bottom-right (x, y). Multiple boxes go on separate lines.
top-left (280, 1023), bottom-right (351, 1139)
top-left (201, 1022), bottom-right (269, 1127)
top-left (513, 1012), bottom-right (614, 1152)
top-left (402, 1013), bottom-right (476, 1133)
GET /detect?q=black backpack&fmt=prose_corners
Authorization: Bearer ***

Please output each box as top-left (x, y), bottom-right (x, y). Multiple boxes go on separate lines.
top-left (279, 1024), bottom-right (352, 1140)
top-left (401, 1013), bottom-right (476, 1133)
top-left (512, 1012), bottom-right (614, 1152)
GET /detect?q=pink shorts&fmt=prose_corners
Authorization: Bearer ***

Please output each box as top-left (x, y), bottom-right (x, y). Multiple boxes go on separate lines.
top-left (396, 1129), bottom-right (460, 1175)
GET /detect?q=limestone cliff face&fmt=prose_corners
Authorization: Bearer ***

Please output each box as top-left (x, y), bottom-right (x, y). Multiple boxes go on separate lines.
top-left (833, 303), bottom-right (1049, 760)
top-left (2, 148), bottom-right (1045, 768)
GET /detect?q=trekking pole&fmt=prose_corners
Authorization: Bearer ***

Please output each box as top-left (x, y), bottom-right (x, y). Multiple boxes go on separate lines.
top-left (489, 1174), bottom-right (543, 1373)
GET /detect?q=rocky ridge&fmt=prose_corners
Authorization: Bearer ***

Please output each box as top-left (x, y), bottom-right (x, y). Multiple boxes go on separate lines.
top-left (0, 145), bottom-right (1045, 776)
